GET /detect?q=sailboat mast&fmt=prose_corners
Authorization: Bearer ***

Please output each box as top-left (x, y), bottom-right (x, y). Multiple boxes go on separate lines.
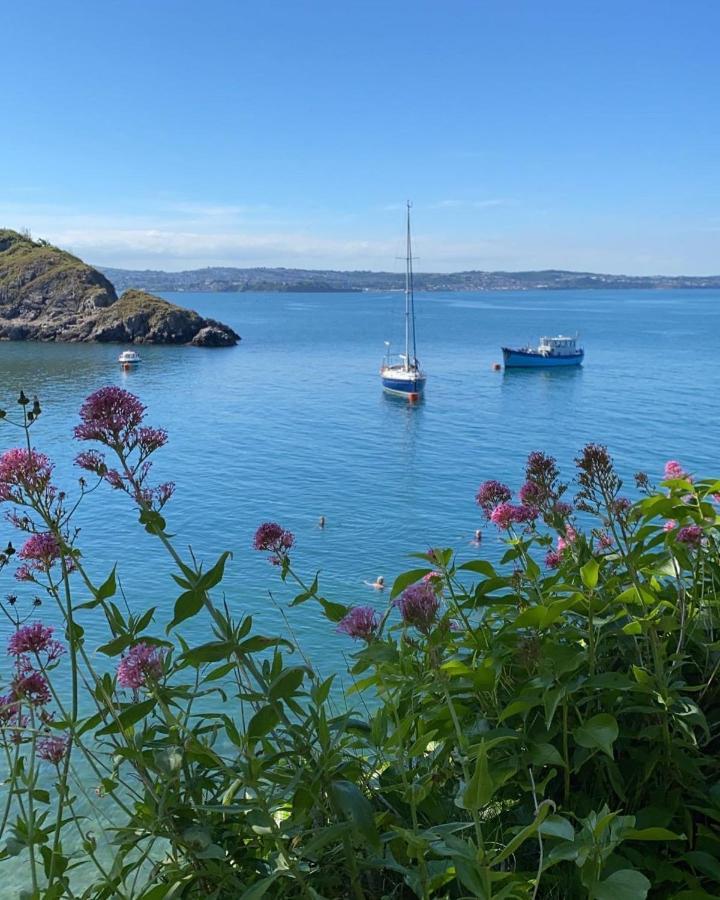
top-left (404, 201), bottom-right (417, 370)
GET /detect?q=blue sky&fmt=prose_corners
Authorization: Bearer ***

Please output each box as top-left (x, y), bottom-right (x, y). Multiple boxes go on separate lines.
top-left (3, 0), bottom-right (719, 273)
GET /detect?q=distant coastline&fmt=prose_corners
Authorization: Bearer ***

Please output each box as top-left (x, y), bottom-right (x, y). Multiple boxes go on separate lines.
top-left (99, 264), bottom-right (720, 295)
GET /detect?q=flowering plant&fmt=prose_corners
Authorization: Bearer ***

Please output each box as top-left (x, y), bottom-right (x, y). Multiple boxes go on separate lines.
top-left (0, 389), bottom-right (718, 898)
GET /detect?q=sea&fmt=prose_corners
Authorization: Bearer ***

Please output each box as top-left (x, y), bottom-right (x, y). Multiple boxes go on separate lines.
top-left (1, 288), bottom-right (718, 670)
top-left (1, 287), bottom-right (718, 892)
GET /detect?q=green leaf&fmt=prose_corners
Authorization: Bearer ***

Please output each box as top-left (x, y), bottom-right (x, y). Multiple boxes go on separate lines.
top-left (182, 641), bottom-right (231, 666)
top-left (238, 875), bottom-right (279, 900)
top-left (196, 551), bottom-right (231, 592)
top-left (329, 780), bottom-right (380, 849)
top-left (96, 634), bottom-right (132, 656)
top-left (167, 589), bottom-right (204, 631)
top-left (581, 558), bottom-right (600, 590)
top-left (318, 597), bottom-right (349, 622)
top-left (539, 815), bottom-right (574, 841)
top-left (268, 666), bottom-right (306, 700)
top-left (96, 698), bottom-right (156, 736)
top-left (625, 827), bottom-right (685, 841)
top-left (591, 869), bottom-right (651, 900)
top-left (247, 705), bottom-right (280, 744)
top-left (290, 573), bottom-right (319, 606)
top-left (390, 568), bottom-right (433, 599)
top-left (96, 567), bottom-right (117, 601)
top-left (458, 560), bottom-right (496, 577)
top-left (490, 800), bottom-right (552, 865)
top-left (462, 743), bottom-right (494, 809)
top-left (574, 713), bottom-right (618, 759)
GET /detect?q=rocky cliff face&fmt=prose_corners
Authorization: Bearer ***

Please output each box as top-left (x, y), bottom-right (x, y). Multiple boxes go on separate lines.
top-left (0, 230), bottom-right (239, 346)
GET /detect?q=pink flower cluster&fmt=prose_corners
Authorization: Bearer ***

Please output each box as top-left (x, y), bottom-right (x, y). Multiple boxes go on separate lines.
top-left (677, 525), bottom-right (703, 546)
top-left (489, 502), bottom-right (539, 530)
top-left (11, 660), bottom-right (51, 706)
top-left (663, 519), bottom-right (677, 533)
top-left (253, 522), bottom-right (295, 564)
top-left (664, 460), bottom-right (691, 482)
top-left (476, 480), bottom-right (512, 517)
top-left (0, 448), bottom-right (54, 503)
top-left (396, 582), bottom-right (440, 633)
top-left (74, 387), bottom-right (146, 447)
top-left (545, 525), bottom-right (578, 568)
top-left (8, 623), bottom-right (64, 663)
top-left (37, 735), bottom-right (69, 764)
top-left (337, 606), bottom-right (378, 641)
top-left (117, 643), bottom-right (165, 690)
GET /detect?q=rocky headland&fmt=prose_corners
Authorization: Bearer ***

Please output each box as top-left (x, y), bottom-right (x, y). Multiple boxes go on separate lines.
top-left (0, 230), bottom-right (239, 346)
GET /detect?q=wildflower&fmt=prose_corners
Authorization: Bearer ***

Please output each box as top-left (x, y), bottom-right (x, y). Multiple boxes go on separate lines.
top-left (519, 481), bottom-right (541, 505)
top-left (713, 493), bottom-right (720, 504)
top-left (0, 694), bottom-right (21, 724)
top-left (74, 449), bottom-right (107, 476)
top-left (74, 387), bottom-right (146, 447)
top-left (8, 623), bottom-right (64, 661)
top-left (0, 448), bottom-right (54, 502)
top-left (11, 663), bottom-right (51, 706)
top-left (611, 497), bottom-right (631, 515)
top-left (553, 501), bottom-right (573, 517)
top-left (18, 533), bottom-right (60, 570)
top-left (14, 564), bottom-right (34, 582)
top-left (38, 735), bottom-right (69, 764)
top-left (490, 502), bottom-right (516, 530)
top-left (476, 480), bottom-right (512, 517)
top-left (545, 550), bottom-right (562, 568)
top-left (337, 606), bottom-right (378, 641)
top-left (664, 460), bottom-right (691, 481)
top-left (423, 570), bottom-right (444, 592)
top-left (663, 520), bottom-right (677, 533)
top-left (635, 471), bottom-right (650, 490)
top-left (597, 531), bottom-right (613, 549)
top-left (513, 504), bottom-right (539, 524)
top-left (137, 427), bottom-right (168, 455)
top-left (253, 522), bottom-right (295, 554)
top-left (117, 643), bottom-right (165, 690)
top-left (677, 525), bottom-right (703, 546)
top-left (396, 582), bottom-right (440, 633)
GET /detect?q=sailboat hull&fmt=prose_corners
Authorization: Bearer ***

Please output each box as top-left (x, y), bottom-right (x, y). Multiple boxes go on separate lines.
top-left (381, 367), bottom-right (426, 396)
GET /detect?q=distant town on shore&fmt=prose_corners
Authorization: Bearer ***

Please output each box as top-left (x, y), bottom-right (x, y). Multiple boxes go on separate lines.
top-left (100, 265), bottom-right (720, 294)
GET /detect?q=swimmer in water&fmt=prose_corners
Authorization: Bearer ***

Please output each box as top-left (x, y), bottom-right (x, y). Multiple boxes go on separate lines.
top-left (318, 515), bottom-right (326, 529)
top-left (471, 529), bottom-right (482, 546)
top-left (363, 575), bottom-right (385, 591)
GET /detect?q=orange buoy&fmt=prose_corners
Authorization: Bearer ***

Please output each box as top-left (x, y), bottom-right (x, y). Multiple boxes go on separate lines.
top-left (492, 362), bottom-right (502, 371)
top-left (408, 392), bottom-right (419, 402)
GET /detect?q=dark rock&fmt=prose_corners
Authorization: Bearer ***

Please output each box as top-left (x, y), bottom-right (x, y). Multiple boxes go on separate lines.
top-left (0, 230), bottom-right (240, 346)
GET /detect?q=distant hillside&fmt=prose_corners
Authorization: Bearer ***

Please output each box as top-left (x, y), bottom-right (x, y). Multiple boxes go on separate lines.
top-left (99, 264), bottom-right (720, 294)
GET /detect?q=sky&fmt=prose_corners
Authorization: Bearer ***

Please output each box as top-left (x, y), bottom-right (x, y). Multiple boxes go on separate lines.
top-left (2, 0), bottom-right (720, 274)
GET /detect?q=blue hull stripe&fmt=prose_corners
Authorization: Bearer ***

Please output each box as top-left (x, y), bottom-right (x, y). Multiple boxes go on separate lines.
top-left (382, 377), bottom-right (426, 393)
top-left (502, 348), bottom-right (583, 368)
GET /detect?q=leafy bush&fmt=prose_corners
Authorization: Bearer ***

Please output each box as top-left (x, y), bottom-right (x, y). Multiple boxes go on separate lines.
top-left (0, 389), bottom-right (718, 898)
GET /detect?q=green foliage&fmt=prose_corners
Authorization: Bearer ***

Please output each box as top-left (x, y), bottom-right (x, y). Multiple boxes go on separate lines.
top-left (1, 396), bottom-right (719, 898)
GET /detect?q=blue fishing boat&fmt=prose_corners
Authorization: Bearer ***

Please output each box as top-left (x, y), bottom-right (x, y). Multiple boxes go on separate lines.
top-left (502, 335), bottom-right (584, 368)
top-left (380, 203), bottom-right (426, 400)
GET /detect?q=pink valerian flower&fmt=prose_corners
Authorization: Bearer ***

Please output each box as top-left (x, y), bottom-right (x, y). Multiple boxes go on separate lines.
top-left (18, 533), bottom-right (60, 569)
top-left (0, 448), bottom-right (54, 503)
top-left (0, 694), bottom-right (23, 725)
top-left (105, 469), bottom-right (124, 489)
top-left (337, 606), bottom-right (378, 641)
top-left (37, 735), bottom-right (69, 764)
top-left (11, 662), bottom-right (51, 706)
top-left (423, 570), bottom-right (444, 593)
top-left (519, 481), bottom-right (541, 505)
top-left (396, 582), bottom-right (440, 633)
top-left (74, 449), bottom-right (107, 476)
top-left (664, 460), bottom-right (691, 481)
top-left (253, 522), bottom-right (295, 564)
top-left (74, 387), bottom-right (146, 448)
top-left (8, 623), bottom-right (64, 662)
top-left (597, 531), bottom-right (613, 549)
top-left (490, 503), bottom-right (539, 530)
top-left (553, 501), bottom-right (573, 518)
top-left (476, 481), bottom-right (512, 517)
top-left (677, 525), bottom-right (703, 546)
top-left (137, 427), bottom-right (168, 456)
top-left (611, 497), bottom-right (632, 516)
top-left (117, 643), bottom-right (165, 690)
top-left (14, 564), bottom-right (35, 582)
top-left (545, 550), bottom-right (562, 569)
top-left (663, 520), bottom-right (677, 533)
top-left (713, 493), bottom-right (720, 504)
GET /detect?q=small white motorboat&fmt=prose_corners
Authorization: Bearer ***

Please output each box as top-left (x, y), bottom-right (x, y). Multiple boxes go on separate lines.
top-left (118, 349), bottom-right (141, 369)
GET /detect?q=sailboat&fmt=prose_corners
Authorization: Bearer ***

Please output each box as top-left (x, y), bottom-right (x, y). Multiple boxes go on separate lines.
top-left (380, 202), bottom-right (427, 400)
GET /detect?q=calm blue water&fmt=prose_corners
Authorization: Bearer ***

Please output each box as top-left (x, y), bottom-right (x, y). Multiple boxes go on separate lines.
top-left (0, 288), bottom-right (718, 671)
top-left (1, 288), bottom-right (719, 892)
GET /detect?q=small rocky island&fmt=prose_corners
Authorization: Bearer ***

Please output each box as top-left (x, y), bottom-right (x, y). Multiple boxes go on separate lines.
top-left (0, 229), bottom-right (239, 346)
